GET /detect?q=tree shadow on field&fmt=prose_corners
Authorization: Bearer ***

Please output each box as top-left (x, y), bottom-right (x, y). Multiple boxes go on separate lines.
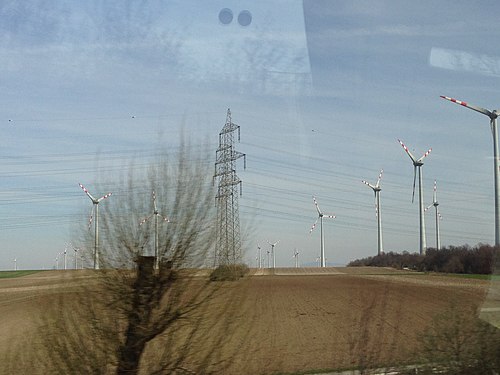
top-left (30, 266), bottom-right (255, 374)
top-left (143, 276), bottom-right (255, 374)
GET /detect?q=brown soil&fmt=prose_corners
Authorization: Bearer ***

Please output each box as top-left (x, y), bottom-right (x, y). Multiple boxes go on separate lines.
top-left (0, 268), bottom-right (490, 374)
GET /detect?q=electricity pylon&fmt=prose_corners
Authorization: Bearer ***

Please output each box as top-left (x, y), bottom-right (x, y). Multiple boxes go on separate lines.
top-left (214, 109), bottom-right (246, 266)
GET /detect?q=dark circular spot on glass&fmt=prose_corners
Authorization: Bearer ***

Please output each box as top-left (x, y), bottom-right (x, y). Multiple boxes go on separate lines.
top-left (238, 10), bottom-right (252, 26)
top-left (218, 8), bottom-right (233, 25)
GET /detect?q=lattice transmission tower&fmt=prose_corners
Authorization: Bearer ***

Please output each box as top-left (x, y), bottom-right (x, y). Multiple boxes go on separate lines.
top-left (214, 109), bottom-right (246, 266)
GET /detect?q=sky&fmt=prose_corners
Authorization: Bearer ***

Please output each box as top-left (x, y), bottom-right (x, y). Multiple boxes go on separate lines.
top-left (1, 0), bottom-right (500, 270)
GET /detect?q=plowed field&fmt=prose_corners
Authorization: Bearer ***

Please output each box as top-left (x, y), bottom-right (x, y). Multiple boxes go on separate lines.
top-left (0, 268), bottom-right (491, 374)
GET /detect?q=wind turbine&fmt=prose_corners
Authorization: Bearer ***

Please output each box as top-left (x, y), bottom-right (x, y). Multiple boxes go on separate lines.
top-left (73, 245), bottom-right (79, 270)
top-left (293, 249), bottom-right (299, 268)
top-left (267, 240), bottom-right (280, 269)
top-left (13, 258), bottom-right (17, 271)
top-left (63, 244), bottom-right (68, 270)
top-left (398, 140), bottom-right (432, 255)
top-left (425, 180), bottom-right (442, 250)
top-left (309, 196), bottom-right (335, 267)
top-left (140, 190), bottom-right (170, 270)
top-left (257, 244), bottom-right (262, 269)
top-left (79, 183), bottom-right (112, 270)
top-left (362, 169), bottom-right (384, 256)
top-left (440, 95), bottom-right (500, 245)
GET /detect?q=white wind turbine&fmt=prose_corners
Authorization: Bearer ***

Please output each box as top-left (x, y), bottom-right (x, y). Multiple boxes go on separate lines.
top-left (440, 95), bottom-right (500, 245)
top-left (73, 245), bottom-right (79, 270)
top-left (398, 140), bottom-right (432, 255)
top-left (267, 240), bottom-right (280, 269)
top-left (257, 244), bottom-right (262, 269)
top-left (79, 183), bottom-right (112, 270)
top-left (13, 258), bottom-right (17, 271)
top-left (425, 180), bottom-right (442, 250)
top-left (63, 243), bottom-right (68, 270)
top-left (140, 190), bottom-right (170, 270)
top-left (362, 169), bottom-right (384, 256)
top-left (293, 249), bottom-right (299, 268)
top-left (309, 196), bottom-right (335, 267)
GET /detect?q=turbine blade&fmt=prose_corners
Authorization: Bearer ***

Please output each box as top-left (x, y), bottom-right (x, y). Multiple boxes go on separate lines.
top-left (362, 180), bottom-right (376, 190)
top-left (97, 192), bottom-right (112, 202)
top-left (376, 169), bottom-right (383, 187)
top-left (440, 95), bottom-right (493, 118)
top-left (312, 196), bottom-right (322, 215)
top-left (417, 147), bottom-right (432, 163)
top-left (79, 183), bottom-right (96, 201)
top-left (433, 180), bottom-right (438, 203)
top-left (323, 214), bottom-right (336, 219)
top-left (139, 215), bottom-right (153, 226)
top-left (412, 166), bottom-right (417, 203)
top-left (88, 207), bottom-right (94, 230)
top-left (159, 214), bottom-right (170, 222)
top-left (152, 190), bottom-right (157, 212)
top-left (424, 204), bottom-right (433, 212)
top-left (398, 139), bottom-right (417, 163)
top-left (309, 218), bottom-right (319, 233)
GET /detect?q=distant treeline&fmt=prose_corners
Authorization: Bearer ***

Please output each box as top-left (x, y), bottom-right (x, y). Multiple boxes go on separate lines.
top-left (348, 244), bottom-right (499, 274)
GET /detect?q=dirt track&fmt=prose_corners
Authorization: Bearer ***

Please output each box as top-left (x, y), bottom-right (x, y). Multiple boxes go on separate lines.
top-left (0, 268), bottom-right (490, 374)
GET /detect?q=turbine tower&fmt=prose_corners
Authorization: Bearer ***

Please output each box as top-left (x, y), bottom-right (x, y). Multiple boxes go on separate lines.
top-left (79, 183), bottom-right (112, 270)
top-left (63, 244), bottom-right (67, 270)
top-left (213, 109), bottom-right (246, 266)
top-left (267, 240), bottom-right (280, 268)
top-left (309, 196), bottom-right (335, 267)
top-left (440, 95), bottom-right (500, 245)
top-left (362, 169), bottom-right (384, 256)
top-left (140, 190), bottom-right (170, 270)
top-left (398, 139), bottom-right (432, 255)
top-left (425, 180), bottom-right (442, 250)
top-left (257, 244), bottom-right (262, 269)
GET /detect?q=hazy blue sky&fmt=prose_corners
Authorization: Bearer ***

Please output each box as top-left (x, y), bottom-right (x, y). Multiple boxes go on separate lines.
top-left (1, 0), bottom-right (500, 270)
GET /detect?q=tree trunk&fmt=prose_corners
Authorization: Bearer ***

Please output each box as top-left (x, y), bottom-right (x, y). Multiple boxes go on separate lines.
top-left (117, 256), bottom-right (155, 374)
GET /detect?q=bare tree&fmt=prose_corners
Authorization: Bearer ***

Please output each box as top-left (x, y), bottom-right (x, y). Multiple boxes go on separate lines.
top-left (36, 139), bottom-right (230, 374)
